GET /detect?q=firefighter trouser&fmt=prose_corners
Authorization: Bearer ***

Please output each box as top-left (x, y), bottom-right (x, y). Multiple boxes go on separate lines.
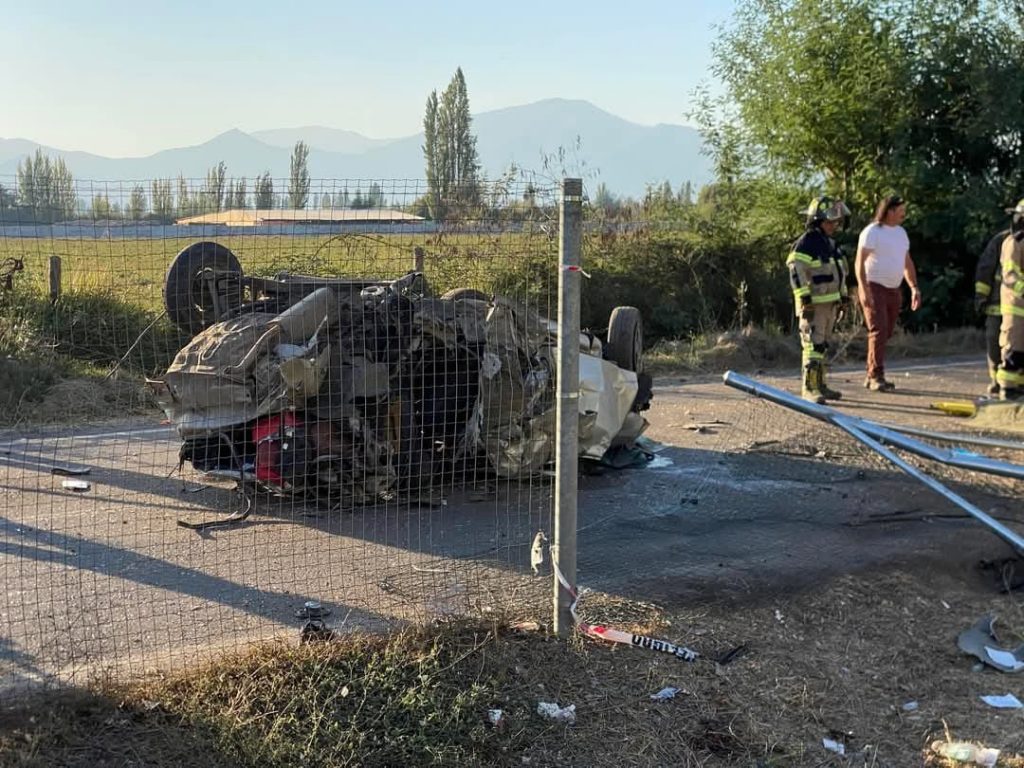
top-left (986, 313), bottom-right (1002, 383)
top-left (798, 303), bottom-right (838, 367)
top-left (998, 315), bottom-right (1024, 392)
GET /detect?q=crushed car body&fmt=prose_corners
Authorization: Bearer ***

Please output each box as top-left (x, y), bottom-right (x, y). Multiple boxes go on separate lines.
top-left (150, 241), bottom-right (652, 506)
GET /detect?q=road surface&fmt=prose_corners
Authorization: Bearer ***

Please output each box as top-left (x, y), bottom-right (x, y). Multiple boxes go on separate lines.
top-left (2, 355), bottom-right (1020, 690)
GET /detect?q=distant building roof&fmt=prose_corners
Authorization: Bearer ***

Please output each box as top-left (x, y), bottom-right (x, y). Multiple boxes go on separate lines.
top-left (176, 208), bottom-right (425, 226)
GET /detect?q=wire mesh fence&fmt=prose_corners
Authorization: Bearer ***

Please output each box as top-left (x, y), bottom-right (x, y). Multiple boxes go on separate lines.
top-left (0, 177), bottom-right (616, 691)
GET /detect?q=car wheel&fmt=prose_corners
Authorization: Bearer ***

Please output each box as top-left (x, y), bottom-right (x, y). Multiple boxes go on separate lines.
top-left (606, 306), bottom-right (643, 372)
top-left (440, 287), bottom-right (490, 302)
top-left (164, 241), bottom-right (243, 334)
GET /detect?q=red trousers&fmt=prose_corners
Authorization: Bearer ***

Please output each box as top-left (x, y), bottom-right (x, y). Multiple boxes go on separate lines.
top-left (862, 282), bottom-right (901, 380)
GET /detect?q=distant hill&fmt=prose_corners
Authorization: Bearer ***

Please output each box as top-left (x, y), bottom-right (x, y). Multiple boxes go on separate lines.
top-left (250, 126), bottom-right (395, 155)
top-left (0, 99), bottom-right (712, 198)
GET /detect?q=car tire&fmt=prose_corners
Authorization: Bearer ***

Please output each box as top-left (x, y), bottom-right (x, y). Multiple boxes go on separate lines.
top-left (606, 306), bottom-right (643, 373)
top-left (440, 287), bottom-right (490, 302)
top-left (164, 241), bottom-right (243, 335)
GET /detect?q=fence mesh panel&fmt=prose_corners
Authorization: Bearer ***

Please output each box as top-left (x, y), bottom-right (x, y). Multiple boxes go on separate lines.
top-left (0, 177), bottom-right (565, 690)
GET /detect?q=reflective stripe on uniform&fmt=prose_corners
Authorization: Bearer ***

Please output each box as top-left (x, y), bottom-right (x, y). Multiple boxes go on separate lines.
top-left (986, 304), bottom-right (1002, 316)
top-left (793, 287), bottom-right (811, 299)
top-left (997, 368), bottom-right (1024, 386)
top-left (811, 292), bottom-right (842, 304)
top-left (1000, 304), bottom-right (1024, 318)
top-left (976, 281), bottom-right (992, 296)
top-left (786, 251), bottom-right (821, 267)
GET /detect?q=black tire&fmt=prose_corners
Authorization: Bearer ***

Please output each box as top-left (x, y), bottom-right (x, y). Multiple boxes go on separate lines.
top-left (164, 241), bottom-right (243, 334)
top-left (606, 306), bottom-right (643, 373)
top-left (440, 287), bottom-right (490, 302)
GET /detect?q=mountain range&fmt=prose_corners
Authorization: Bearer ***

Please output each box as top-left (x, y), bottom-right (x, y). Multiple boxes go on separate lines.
top-left (0, 99), bottom-right (712, 199)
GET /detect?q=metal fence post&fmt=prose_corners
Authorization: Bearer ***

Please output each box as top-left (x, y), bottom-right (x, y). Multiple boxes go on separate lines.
top-left (554, 178), bottom-right (583, 637)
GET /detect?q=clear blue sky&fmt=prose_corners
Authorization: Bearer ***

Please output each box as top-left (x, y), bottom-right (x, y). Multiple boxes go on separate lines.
top-left (0, 0), bottom-right (735, 157)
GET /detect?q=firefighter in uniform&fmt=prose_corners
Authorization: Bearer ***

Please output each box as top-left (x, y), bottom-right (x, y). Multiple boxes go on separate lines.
top-left (975, 224), bottom-right (1010, 395)
top-left (787, 197), bottom-right (851, 403)
top-left (998, 200), bottom-right (1024, 400)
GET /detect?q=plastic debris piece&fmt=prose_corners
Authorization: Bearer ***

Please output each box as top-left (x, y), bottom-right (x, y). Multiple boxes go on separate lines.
top-left (901, 700), bottom-right (919, 712)
top-left (931, 740), bottom-right (1000, 767)
top-left (980, 693), bottom-right (1023, 709)
top-left (822, 738), bottom-right (845, 755)
top-left (536, 701), bottom-right (576, 724)
top-left (61, 479), bottom-right (90, 492)
top-left (958, 615), bottom-right (1024, 673)
top-left (487, 709), bottom-right (504, 727)
top-left (650, 686), bottom-right (680, 701)
top-left (530, 531), bottom-right (547, 575)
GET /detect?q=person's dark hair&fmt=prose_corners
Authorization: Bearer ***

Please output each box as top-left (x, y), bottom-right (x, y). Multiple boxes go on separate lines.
top-left (874, 195), bottom-right (904, 224)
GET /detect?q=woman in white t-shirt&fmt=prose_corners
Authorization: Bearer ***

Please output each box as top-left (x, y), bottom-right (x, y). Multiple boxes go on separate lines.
top-left (854, 195), bottom-right (922, 391)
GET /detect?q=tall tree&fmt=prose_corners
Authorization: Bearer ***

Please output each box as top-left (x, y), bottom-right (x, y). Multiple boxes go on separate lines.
top-left (126, 184), bottom-right (147, 220)
top-left (176, 174), bottom-right (194, 217)
top-left (254, 172), bottom-right (274, 209)
top-left (204, 161), bottom-right (227, 212)
top-left (423, 91), bottom-right (441, 218)
top-left (16, 149), bottom-right (76, 221)
top-left (231, 177), bottom-right (247, 209)
top-left (151, 179), bottom-right (174, 221)
top-left (91, 193), bottom-right (113, 219)
top-left (289, 141), bottom-right (311, 208)
top-left (421, 68), bottom-right (480, 219)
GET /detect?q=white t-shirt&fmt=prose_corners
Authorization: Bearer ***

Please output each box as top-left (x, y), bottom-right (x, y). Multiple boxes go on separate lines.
top-left (857, 223), bottom-right (909, 289)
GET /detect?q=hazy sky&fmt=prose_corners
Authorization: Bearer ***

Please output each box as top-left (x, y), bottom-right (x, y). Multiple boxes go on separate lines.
top-left (0, 0), bottom-right (735, 157)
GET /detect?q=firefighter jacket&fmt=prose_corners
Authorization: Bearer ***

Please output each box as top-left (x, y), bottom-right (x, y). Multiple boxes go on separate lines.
top-left (976, 229), bottom-right (1008, 317)
top-left (1001, 231), bottom-right (1024, 339)
top-left (786, 227), bottom-right (848, 315)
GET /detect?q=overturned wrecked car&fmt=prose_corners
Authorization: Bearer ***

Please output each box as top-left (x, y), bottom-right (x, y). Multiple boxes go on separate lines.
top-left (150, 241), bottom-right (652, 508)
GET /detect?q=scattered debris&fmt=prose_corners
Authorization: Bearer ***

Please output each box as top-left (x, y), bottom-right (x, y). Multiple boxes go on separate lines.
top-left (901, 700), bottom-right (919, 712)
top-left (536, 701), bottom-right (576, 724)
top-left (822, 738), bottom-right (846, 755)
top-left (716, 644), bottom-right (748, 666)
top-left (49, 464), bottom-right (91, 477)
top-left (297, 601), bottom-right (333, 643)
top-left (530, 531), bottom-right (548, 575)
top-left (980, 693), bottom-right (1023, 709)
top-left (487, 709), bottom-right (505, 728)
top-left (774, 609), bottom-right (785, 623)
top-left (649, 687), bottom-right (680, 701)
top-left (957, 615), bottom-right (1024, 673)
top-left (61, 479), bottom-right (90, 492)
top-left (930, 740), bottom-right (1000, 767)
top-left (510, 620), bottom-right (542, 633)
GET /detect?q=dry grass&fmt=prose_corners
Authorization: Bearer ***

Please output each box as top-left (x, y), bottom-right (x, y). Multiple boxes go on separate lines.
top-left (4, 560), bottom-right (1024, 767)
top-left (648, 324), bottom-right (986, 375)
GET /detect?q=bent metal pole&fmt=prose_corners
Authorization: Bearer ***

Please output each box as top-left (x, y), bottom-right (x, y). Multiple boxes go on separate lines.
top-left (722, 370), bottom-right (1024, 554)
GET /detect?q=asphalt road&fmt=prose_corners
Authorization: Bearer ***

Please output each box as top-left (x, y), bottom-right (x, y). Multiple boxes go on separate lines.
top-left (2, 355), bottom-right (1020, 690)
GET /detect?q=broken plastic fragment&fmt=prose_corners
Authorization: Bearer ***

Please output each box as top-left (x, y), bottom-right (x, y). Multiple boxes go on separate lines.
top-left (487, 709), bottom-right (504, 727)
top-left (536, 701), bottom-right (576, 724)
top-left (958, 615), bottom-right (1024, 673)
top-left (530, 531), bottom-right (547, 575)
top-left (931, 740), bottom-right (1000, 767)
top-left (822, 739), bottom-right (845, 755)
top-left (649, 687), bottom-right (679, 701)
top-left (980, 693), bottom-right (1023, 709)
top-left (61, 479), bottom-right (90, 492)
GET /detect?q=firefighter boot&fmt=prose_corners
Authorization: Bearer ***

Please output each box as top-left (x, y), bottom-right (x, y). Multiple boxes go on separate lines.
top-left (802, 361), bottom-right (826, 404)
top-left (819, 365), bottom-right (842, 401)
top-left (1001, 386), bottom-right (1024, 402)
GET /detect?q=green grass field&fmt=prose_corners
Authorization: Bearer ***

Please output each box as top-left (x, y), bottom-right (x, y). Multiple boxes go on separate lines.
top-left (0, 231), bottom-right (561, 315)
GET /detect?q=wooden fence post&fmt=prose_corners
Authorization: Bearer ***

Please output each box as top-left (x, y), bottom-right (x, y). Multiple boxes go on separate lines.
top-left (49, 255), bottom-right (62, 304)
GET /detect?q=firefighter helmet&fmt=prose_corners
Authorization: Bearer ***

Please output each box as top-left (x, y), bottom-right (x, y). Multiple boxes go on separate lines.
top-left (805, 197), bottom-right (850, 227)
